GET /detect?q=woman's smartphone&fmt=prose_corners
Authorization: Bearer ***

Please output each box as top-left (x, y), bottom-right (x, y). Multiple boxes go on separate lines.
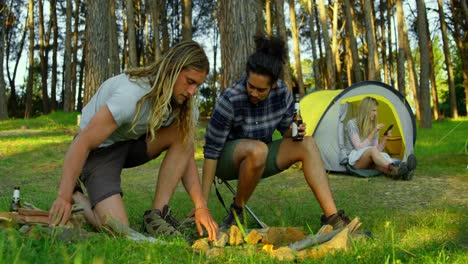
top-left (384, 124), bottom-right (394, 136)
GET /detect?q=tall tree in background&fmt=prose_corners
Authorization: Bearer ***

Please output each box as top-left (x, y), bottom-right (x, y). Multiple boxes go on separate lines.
top-left (424, 6), bottom-right (439, 120)
top-left (182, 0), bottom-right (192, 41)
top-left (126, 0), bottom-right (138, 67)
top-left (218, 0), bottom-right (259, 89)
top-left (149, 0), bottom-right (161, 61)
top-left (70, 0), bottom-right (81, 111)
top-left (160, 0), bottom-right (169, 53)
top-left (450, 0), bottom-right (468, 115)
top-left (50, 0), bottom-right (58, 111)
top-left (363, 0), bottom-right (379, 81)
top-left (416, 0), bottom-right (431, 128)
top-left (343, 0), bottom-right (362, 84)
top-left (305, 0), bottom-right (321, 90)
top-left (38, 0), bottom-right (50, 114)
top-left (0, 0), bottom-right (8, 119)
top-left (395, 0), bottom-right (420, 119)
top-left (265, 0), bottom-right (273, 36)
top-left (63, 0), bottom-right (73, 112)
top-left (84, 0), bottom-right (114, 105)
top-left (24, 0), bottom-right (34, 118)
top-left (395, 0), bottom-right (405, 95)
top-left (379, 0), bottom-right (388, 84)
top-left (317, 0), bottom-right (335, 89)
top-left (109, 0), bottom-right (120, 75)
top-left (5, 4), bottom-right (25, 116)
top-left (438, 0), bottom-right (458, 118)
top-left (274, 0), bottom-right (293, 90)
top-left (288, 0), bottom-right (305, 96)
top-left (386, 0), bottom-right (395, 88)
top-left (330, 0), bottom-right (342, 89)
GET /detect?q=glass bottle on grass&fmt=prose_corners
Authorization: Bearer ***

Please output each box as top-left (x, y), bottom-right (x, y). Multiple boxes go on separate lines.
top-left (10, 187), bottom-right (21, 212)
top-left (292, 94), bottom-right (303, 141)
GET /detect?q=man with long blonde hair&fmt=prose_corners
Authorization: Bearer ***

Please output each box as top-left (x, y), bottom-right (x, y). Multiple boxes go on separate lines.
top-left (49, 41), bottom-right (218, 241)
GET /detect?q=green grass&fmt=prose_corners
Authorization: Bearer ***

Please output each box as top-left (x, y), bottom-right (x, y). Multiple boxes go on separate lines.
top-left (0, 113), bottom-right (467, 263)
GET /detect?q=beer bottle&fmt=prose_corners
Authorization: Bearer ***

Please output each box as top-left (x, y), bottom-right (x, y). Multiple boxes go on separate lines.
top-left (10, 187), bottom-right (21, 212)
top-left (292, 94), bottom-right (303, 141)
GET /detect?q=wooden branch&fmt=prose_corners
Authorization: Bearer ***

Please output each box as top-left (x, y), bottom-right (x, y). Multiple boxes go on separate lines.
top-left (288, 217), bottom-right (361, 251)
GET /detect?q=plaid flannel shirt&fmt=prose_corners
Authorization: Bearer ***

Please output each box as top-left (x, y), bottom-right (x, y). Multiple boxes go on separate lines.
top-left (204, 76), bottom-right (294, 160)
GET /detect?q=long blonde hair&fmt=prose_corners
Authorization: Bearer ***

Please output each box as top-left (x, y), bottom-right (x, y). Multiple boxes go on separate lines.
top-left (126, 41), bottom-right (209, 144)
top-left (356, 96), bottom-right (378, 139)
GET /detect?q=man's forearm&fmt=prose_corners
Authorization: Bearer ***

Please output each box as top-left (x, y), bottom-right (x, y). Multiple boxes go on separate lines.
top-left (201, 159), bottom-right (218, 203)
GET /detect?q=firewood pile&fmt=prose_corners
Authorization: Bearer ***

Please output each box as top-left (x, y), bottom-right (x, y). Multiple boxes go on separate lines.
top-left (192, 217), bottom-right (365, 261)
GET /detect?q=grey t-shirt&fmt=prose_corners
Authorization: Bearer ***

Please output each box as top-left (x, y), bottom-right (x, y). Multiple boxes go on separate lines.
top-left (80, 73), bottom-right (177, 147)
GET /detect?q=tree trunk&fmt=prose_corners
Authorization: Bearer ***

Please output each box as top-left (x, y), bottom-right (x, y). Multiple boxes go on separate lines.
top-left (182, 0), bottom-right (192, 41)
top-left (416, 0), bottom-right (431, 128)
top-left (126, 0), bottom-right (138, 67)
top-left (288, 0), bottom-right (305, 97)
top-left (50, 0), bottom-right (58, 111)
top-left (396, 0), bottom-right (420, 119)
top-left (71, 0), bottom-right (80, 111)
top-left (160, 0), bottom-right (169, 53)
top-left (449, 0), bottom-right (468, 116)
top-left (331, 0), bottom-right (343, 89)
top-left (317, 0), bottom-right (335, 89)
top-left (84, 0), bottom-right (112, 106)
top-left (77, 42), bottom-right (86, 111)
top-left (438, 0), bottom-right (458, 118)
top-left (379, 0), bottom-right (388, 84)
top-left (265, 0), bottom-right (273, 36)
top-left (0, 0), bottom-right (8, 119)
top-left (274, 0), bottom-right (293, 90)
top-left (218, 0), bottom-right (260, 89)
top-left (387, 0), bottom-right (395, 88)
top-left (109, 0), bottom-right (120, 75)
top-left (149, 0), bottom-right (161, 60)
top-left (306, 0), bottom-right (322, 90)
top-left (24, 0), bottom-right (35, 118)
top-left (363, 0), bottom-right (379, 81)
top-left (343, 0), bottom-right (362, 84)
top-left (63, 0), bottom-right (73, 112)
top-left (395, 0), bottom-right (405, 95)
top-left (425, 4), bottom-right (439, 120)
top-left (38, 0), bottom-right (50, 114)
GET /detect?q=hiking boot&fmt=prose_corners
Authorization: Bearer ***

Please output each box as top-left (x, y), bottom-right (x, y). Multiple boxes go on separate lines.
top-left (320, 210), bottom-right (351, 230)
top-left (143, 205), bottom-right (182, 237)
top-left (401, 154), bottom-right (417, 181)
top-left (389, 162), bottom-right (408, 180)
top-left (220, 203), bottom-right (244, 230)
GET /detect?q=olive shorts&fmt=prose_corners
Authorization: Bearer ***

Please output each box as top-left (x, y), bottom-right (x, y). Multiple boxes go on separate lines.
top-left (215, 139), bottom-right (284, 181)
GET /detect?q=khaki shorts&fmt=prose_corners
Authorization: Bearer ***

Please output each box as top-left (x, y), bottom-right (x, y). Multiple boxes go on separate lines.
top-left (79, 135), bottom-right (154, 207)
top-left (215, 139), bottom-right (283, 181)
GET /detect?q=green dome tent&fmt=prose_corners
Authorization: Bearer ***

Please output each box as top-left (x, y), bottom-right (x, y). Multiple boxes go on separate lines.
top-left (300, 81), bottom-right (416, 173)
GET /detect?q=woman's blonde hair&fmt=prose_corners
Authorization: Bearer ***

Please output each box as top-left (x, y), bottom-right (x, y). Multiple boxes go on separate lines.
top-left (126, 41), bottom-right (209, 144)
top-left (356, 96), bottom-right (379, 139)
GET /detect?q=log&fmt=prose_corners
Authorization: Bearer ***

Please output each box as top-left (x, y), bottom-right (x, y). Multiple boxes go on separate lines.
top-left (102, 217), bottom-right (164, 243)
top-left (288, 217), bottom-right (361, 251)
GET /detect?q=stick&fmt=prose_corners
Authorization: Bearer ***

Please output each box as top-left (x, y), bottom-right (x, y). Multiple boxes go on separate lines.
top-left (103, 217), bottom-right (164, 243)
top-left (288, 229), bottom-right (342, 251)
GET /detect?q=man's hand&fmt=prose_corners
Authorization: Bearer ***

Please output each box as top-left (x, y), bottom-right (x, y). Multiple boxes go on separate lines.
top-left (194, 207), bottom-right (219, 241)
top-left (49, 195), bottom-right (72, 226)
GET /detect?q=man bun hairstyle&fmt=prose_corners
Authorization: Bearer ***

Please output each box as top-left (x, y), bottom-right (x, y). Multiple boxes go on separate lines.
top-left (246, 35), bottom-right (287, 85)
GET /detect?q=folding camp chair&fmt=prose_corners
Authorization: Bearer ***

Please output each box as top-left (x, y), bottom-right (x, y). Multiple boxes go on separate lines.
top-left (214, 177), bottom-right (268, 229)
